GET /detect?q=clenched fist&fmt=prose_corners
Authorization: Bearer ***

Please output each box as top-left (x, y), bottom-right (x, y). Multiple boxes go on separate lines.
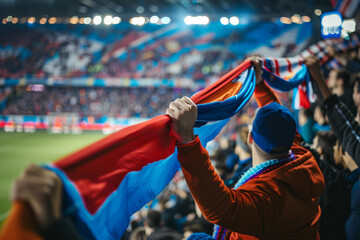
top-left (11, 164), bottom-right (62, 229)
top-left (166, 96), bottom-right (197, 144)
top-left (304, 56), bottom-right (322, 81)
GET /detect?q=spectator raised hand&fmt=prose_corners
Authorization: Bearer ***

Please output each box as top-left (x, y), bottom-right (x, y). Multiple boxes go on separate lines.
top-left (11, 164), bottom-right (62, 229)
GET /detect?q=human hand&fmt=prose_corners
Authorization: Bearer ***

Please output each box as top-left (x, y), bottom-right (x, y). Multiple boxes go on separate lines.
top-left (247, 56), bottom-right (263, 85)
top-left (166, 96), bottom-right (197, 144)
top-left (304, 57), bottom-right (323, 82)
top-left (11, 164), bottom-right (62, 229)
top-left (304, 56), bottom-right (332, 99)
top-left (343, 152), bottom-right (359, 172)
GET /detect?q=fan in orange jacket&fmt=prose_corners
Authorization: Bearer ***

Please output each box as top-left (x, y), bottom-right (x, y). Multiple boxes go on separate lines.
top-left (166, 57), bottom-right (325, 240)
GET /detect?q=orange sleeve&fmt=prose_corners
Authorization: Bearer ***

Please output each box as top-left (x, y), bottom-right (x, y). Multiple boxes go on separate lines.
top-left (254, 81), bottom-right (281, 107)
top-left (0, 202), bottom-right (43, 240)
top-left (254, 81), bottom-right (301, 145)
top-left (177, 136), bottom-right (281, 238)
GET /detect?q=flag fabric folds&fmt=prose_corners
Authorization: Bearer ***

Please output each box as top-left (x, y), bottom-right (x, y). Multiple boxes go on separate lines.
top-left (44, 60), bottom-right (255, 239)
top-left (260, 34), bottom-right (360, 109)
top-left (333, 0), bottom-right (360, 17)
top-left (2, 34), bottom-right (360, 240)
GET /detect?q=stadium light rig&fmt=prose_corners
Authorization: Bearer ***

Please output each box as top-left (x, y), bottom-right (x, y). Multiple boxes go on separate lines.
top-left (48, 17), bottom-right (57, 24)
top-left (301, 16), bottom-right (311, 22)
top-left (11, 17), bottom-right (18, 24)
top-left (39, 18), bottom-right (47, 24)
top-left (161, 17), bottom-right (171, 24)
top-left (184, 16), bottom-right (209, 25)
top-left (112, 16), bottom-right (121, 24)
top-left (220, 17), bottom-right (229, 25)
top-left (280, 17), bottom-right (291, 24)
top-left (291, 14), bottom-right (302, 24)
top-left (69, 16), bottom-right (79, 24)
top-left (93, 15), bottom-right (102, 25)
top-left (27, 17), bottom-right (36, 24)
top-left (229, 16), bottom-right (239, 25)
top-left (149, 15), bottom-right (159, 24)
top-left (130, 16), bottom-right (146, 25)
top-left (314, 9), bottom-right (322, 16)
top-left (104, 15), bottom-right (113, 25)
top-left (84, 17), bottom-right (91, 24)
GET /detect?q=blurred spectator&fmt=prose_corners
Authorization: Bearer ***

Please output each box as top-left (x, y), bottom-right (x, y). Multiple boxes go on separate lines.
top-left (298, 108), bottom-right (316, 144)
top-left (145, 210), bottom-right (182, 240)
top-left (129, 227), bottom-right (147, 240)
top-left (313, 104), bottom-right (331, 132)
top-left (312, 131), bottom-right (338, 169)
top-left (225, 124), bottom-right (252, 187)
top-left (327, 69), bottom-right (357, 114)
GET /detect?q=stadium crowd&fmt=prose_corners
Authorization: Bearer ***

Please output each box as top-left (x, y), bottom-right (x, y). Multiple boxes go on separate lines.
top-left (0, 86), bottom-right (194, 118)
top-left (0, 22), bottom-right (307, 82)
top-left (3, 42), bottom-right (360, 240)
top-left (117, 49), bottom-right (360, 240)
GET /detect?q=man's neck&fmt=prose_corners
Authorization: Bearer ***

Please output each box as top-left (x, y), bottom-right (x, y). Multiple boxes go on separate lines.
top-left (335, 87), bottom-right (345, 97)
top-left (252, 151), bottom-right (267, 167)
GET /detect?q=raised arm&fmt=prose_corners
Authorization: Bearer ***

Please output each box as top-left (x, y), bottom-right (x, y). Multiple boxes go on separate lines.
top-left (305, 57), bottom-right (360, 162)
top-left (250, 57), bottom-right (300, 145)
top-left (166, 96), bottom-right (279, 237)
top-left (250, 57), bottom-right (282, 107)
top-left (177, 137), bottom-right (280, 237)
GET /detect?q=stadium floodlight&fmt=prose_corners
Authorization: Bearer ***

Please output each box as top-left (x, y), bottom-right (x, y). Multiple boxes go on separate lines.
top-left (84, 17), bottom-right (91, 24)
top-left (70, 16), bottom-right (79, 24)
top-left (199, 16), bottom-right (209, 25)
top-left (130, 16), bottom-right (146, 25)
top-left (314, 9), bottom-right (322, 16)
top-left (93, 15), bottom-right (102, 25)
top-left (150, 16), bottom-right (159, 23)
top-left (130, 17), bottom-right (135, 25)
top-left (301, 16), bottom-right (311, 22)
top-left (291, 14), bottom-right (302, 24)
top-left (112, 16), bottom-right (121, 24)
top-left (280, 17), bottom-right (291, 24)
top-left (2, 18), bottom-right (7, 24)
top-left (40, 18), bottom-right (47, 24)
top-left (161, 16), bottom-right (171, 24)
top-left (104, 15), bottom-right (113, 25)
top-left (49, 17), bottom-right (57, 24)
top-left (28, 17), bottom-right (36, 24)
top-left (184, 16), bottom-right (192, 25)
top-left (229, 16), bottom-right (239, 25)
top-left (342, 19), bottom-right (356, 32)
top-left (220, 17), bottom-right (229, 25)
top-left (12, 17), bottom-right (18, 24)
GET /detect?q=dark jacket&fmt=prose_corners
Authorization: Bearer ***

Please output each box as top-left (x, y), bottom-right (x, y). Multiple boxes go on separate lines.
top-left (324, 95), bottom-right (360, 163)
top-left (345, 170), bottom-right (360, 240)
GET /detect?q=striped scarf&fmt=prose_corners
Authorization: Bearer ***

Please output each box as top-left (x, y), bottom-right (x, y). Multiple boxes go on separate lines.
top-left (212, 152), bottom-right (296, 240)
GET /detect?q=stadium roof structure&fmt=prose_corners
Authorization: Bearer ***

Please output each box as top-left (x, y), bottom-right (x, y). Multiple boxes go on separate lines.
top-left (1, 0), bottom-right (332, 20)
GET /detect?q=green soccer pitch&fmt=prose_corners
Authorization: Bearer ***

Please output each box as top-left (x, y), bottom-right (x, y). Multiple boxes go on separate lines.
top-left (0, 131), bottom-right (104, 226)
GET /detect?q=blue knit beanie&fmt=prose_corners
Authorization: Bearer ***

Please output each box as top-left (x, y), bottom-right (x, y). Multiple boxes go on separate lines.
top-left (252, 102), bottom-right (296, 154)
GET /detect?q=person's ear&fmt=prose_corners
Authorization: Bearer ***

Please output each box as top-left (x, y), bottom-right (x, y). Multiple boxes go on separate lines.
top-left (338, 78), bottom-right (344, 87)
top-left (317, 146), bottom-right (323, 155)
